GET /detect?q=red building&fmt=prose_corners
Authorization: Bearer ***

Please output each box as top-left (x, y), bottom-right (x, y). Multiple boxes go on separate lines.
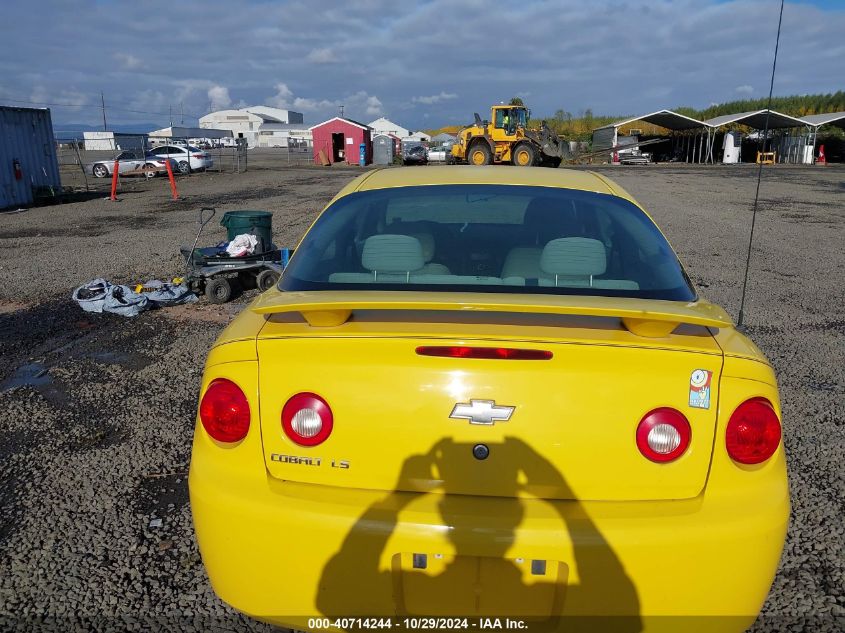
top-left (310, 117), bottom-right (372, 165)
top-left (388, 133), bottom-right (403, 156)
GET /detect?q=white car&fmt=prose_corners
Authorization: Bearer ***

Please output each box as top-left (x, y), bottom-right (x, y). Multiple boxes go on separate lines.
top-left (147, 144), bottom-right (213, 173)
top-left (426, 143), bottom-right (455, 163)
top-left (90, 151), bottom-right (177, 179)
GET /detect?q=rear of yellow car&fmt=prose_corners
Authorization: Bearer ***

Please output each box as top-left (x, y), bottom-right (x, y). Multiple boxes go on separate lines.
top-left (189, 169), bottom-right (788, 632)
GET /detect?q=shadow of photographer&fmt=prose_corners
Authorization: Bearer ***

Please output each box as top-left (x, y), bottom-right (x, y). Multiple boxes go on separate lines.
top-left (317, 437), bottom-right (641, 632)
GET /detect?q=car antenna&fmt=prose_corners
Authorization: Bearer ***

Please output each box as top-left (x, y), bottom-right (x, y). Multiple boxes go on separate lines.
top-left (737, 0), bottom-right (785, 330)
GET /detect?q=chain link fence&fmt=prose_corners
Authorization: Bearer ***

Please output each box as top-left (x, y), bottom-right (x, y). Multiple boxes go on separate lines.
top-left (54, 136), bottom-right (252, 194)
top-left (55, 136), bottom-right (318, 195)
top-left (245, 139), bottom-right (314, 170)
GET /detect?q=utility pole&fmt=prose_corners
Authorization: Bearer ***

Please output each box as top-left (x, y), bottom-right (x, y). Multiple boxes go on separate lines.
top-left (180, 102), bottom-right (184, 125)
top-left (101, 92), bottom-right (107, 131)
top-left (169, 104), bottom-right (173, 126)
top-left (339, 105), bottom-right (344, 118)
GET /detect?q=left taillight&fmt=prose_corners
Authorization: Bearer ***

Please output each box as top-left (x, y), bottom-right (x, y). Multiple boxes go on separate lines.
top-left (199, 378), bottom-right (250, 443)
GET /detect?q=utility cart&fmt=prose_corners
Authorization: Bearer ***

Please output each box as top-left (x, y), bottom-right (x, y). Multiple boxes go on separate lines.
top-left (181, 207), bottom-right (289, 304)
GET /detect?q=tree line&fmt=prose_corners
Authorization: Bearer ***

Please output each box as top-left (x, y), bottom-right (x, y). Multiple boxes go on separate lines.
top-left (427, 92), bottom-right (844, 140)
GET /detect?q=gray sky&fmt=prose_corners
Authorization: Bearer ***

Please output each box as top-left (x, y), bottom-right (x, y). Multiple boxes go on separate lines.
top-left (2, 0), bottom-right (842, 132)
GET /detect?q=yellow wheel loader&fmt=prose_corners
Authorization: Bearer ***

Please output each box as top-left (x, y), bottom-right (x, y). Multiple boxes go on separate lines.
top-left (451, 105), bottom-right (567, 167)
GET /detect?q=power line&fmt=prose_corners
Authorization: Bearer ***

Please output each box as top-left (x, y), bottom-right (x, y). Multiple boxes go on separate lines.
top-left (737, 0), bottom-right (785, 328)
top-left (0, 95), bottom-right (203, 120)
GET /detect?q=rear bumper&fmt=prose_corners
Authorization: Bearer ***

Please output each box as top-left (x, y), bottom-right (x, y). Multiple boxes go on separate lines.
top-left (190, 444), bottom-right (788, 632)
top-left (186, 159), bottom-right (212, 170)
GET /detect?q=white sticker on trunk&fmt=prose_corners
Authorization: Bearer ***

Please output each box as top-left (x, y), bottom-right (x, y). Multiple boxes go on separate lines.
top-left (689, 369), bottom-right (712, 409)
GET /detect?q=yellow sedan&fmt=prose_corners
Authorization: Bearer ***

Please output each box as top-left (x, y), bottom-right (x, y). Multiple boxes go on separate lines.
top-left (190, 166), bottom-right (788, 632)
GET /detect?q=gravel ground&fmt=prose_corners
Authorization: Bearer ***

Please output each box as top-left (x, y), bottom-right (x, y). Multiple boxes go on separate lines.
top-left (0, 163), bottom-right (842, 631)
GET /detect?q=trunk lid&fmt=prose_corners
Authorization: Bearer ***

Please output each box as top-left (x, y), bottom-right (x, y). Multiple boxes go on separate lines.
top-left (254, 295), bottom-right (725, 502)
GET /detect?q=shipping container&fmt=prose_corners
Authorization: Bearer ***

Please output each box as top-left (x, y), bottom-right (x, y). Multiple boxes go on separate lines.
top-left (0, 106), bottom-right (61, 209)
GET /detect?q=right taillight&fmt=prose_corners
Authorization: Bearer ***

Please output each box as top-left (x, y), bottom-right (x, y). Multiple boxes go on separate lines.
top-left (282, 392), bottom-right (333, 446)
top-left (636, 407), bottom-right (691, 463)
top-left (199, 378), bottom-right (250, 443)
top-left (726, 398), bottom-right (781, 464)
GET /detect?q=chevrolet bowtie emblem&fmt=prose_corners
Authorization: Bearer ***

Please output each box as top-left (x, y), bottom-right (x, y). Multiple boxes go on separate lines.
top-left (449, 400), bottom-right (515, 425)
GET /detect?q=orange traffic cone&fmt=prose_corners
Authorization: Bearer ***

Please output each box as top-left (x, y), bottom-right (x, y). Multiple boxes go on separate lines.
top-left (817, 145), bottom-right (826, 165)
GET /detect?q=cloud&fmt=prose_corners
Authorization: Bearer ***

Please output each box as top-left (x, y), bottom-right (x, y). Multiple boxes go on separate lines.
top-left (4, 1), bottom-right (844, 130)
top-left (268, 83), bottom-right (295, 108)
top-left (306, 48), bottom-right (338, 64)
top-left (360, 93), bottom-right (383, 116)
top-left (268, 83), bottom-right (333, 111)
top-left (30, 86), bottom-right (88, 107)
top-left (293, 96), bottom-right (336, 111)
top-left (267, 83), bottom-right (382, 119)
top-left (113, 52), bottom-right (142, 70)
top-left (207, 85), bottom-right (231, 110)
top-left (735, 84), bottom-right (754, 95)
top-left (412, 92), bottom-right (458, 105)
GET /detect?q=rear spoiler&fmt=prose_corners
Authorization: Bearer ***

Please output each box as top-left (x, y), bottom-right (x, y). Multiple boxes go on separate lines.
top-left (251, 291), bottom-right (732, 338)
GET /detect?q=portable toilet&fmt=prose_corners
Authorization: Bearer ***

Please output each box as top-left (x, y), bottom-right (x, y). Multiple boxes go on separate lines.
top-left (802, 137), bottom-right (814, 164)
top-left (722, 131), bottom-right (741, 163)
top-left (373, 134), bottom-right (395, 165)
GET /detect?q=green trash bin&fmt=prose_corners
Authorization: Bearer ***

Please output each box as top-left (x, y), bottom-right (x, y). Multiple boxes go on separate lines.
top-left (220, 210), bottom-right (274, 253)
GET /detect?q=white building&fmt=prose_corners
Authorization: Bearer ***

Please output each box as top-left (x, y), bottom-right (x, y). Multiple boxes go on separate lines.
top-left (244, 106), bottom-right (303, 124)
top-left (199, 106), bottom-right (308, 148)
top-left (368, 117), bottom-right (410, 139)
top-left (404, 131), bottom-right (432, 143)
top-left (82, 131), bottom-right (148, 151)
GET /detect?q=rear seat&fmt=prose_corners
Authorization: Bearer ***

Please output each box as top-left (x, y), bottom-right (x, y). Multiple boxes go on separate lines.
top-left (409, 232), bottom-right (450, 275)
top-left (538, 237), bottom-right (638, 289)
top-left (501, 247), bottom-right (543, 279)
top-left (329, 273), bottom-right (503, 285)
top-left (328, 235), bottom-right (499, 285)
top-left (327, 234), bottom-right (636, 290)
top-left (501, 238), bottom-right (638, 289)
top-left (328, 234), bottom-right (425, 283)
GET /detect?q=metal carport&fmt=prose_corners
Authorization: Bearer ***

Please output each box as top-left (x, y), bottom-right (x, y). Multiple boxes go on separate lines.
top-left (801, 111), bottom-right (845, 131)
top-left (704, 110), bottom-right (810, 163)
top-left (800, 112), bottom-right (845, 163)
top-left (591, 109), bottom-right (712, 163)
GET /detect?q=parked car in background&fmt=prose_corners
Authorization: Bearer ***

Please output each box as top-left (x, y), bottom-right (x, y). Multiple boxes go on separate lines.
top-left (426, 142), bottom-right (455, 163)
top-left (141, 156), bottom-right (180, 178)
top-left (90, 151), bottom-right (145, 178)
top-left (147, 144), bottom-right (213, 173)
top-left (403, 144), bottom-right (428, 166)
top-left (89, 151), bottom-right (177, 179)
top-left (619, 151), bottom-right (651, 165)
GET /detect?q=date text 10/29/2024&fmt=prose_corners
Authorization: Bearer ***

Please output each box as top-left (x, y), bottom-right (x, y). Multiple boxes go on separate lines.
top-left (308, 618), bottom-right (529, 630)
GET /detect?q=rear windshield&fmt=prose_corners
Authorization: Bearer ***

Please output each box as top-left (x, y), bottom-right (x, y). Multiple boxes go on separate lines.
top-left (281, 184), bottom-right (695, 301)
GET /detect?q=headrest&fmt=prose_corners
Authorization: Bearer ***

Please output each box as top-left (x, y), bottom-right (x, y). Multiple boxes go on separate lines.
top-left (387, 232), bottom-right (434, 264)
top-left (540, 238), bottom-right (606, 277)
top-left (362, 235), bottom-right (425, 273)
top-left (410, 233), bottom-right (435, 262)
